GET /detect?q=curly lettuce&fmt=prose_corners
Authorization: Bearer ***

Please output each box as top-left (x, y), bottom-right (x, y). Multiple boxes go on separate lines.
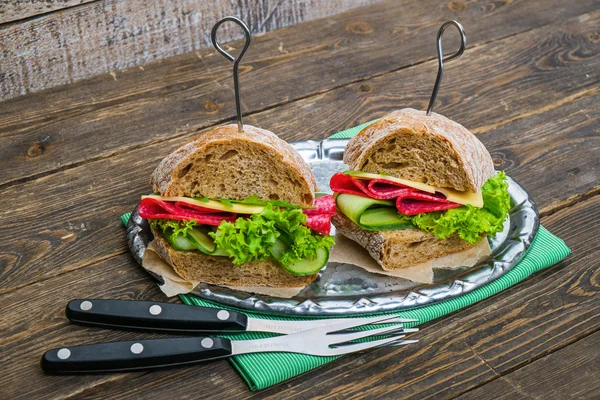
top-left (209, 204), bottom-right (334, 266)
top-left (411, 171), bottom-right (511, 243)
top-left (150, 219), bottom-right (197, 242)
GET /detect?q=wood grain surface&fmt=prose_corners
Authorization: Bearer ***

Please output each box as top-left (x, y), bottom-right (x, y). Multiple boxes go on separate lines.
top-left (455, 331), bottom-right (600, 400)
top-left (0, 0), bottom-right (598, 399)
top-left (1, 7), bottom-right (598, 295)
top-left (0, 1), bottom-right (96, 24)
top-left (0, 0), bottom-right (379, 100)
top-left (1, 0), bottom-right (598, 187)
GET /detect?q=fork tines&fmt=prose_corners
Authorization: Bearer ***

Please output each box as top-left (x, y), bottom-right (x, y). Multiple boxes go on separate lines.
top-left (312, 315), bottom-right (419, 356)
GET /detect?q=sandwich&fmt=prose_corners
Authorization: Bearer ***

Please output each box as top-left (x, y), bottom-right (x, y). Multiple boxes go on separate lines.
top-left (138, 124), bottom-right (336, 288)
top-left (329, 108), bottom-right (510, 275)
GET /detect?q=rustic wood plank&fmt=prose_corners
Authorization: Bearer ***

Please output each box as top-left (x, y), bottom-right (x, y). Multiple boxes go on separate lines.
top-left (0, 252), bottom-right (246, 400)
top-left (0, 0), bottom-right (380, 99)
top-left (3, 192), bottom-right (595, 400)
top-left (456, 331), bottom-right (600, 400)
top-left (2, 0), bottom-right (598, 186)
top-left (248, 191), bottom-right (600, 399)
top-left (256, 10), bottom-right (600, 143)
top-left (1, 29), bottom-right (598, 296)
top-left (0, 256), bottom-right (494, 400)
top-left (0, 0), bottom-right (97, 25)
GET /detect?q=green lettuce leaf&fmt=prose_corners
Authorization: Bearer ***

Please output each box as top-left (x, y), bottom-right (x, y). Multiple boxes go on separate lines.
top-left (210, 203), bottom-right (334, 266)
top-left (150, 219), bottom-right (198, 242)
top-left (411, 171), bottom-right (511, 243)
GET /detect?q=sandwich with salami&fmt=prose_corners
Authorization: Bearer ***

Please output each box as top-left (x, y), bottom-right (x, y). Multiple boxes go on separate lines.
top-left (330, 108), bottom-right (511, 275)
top-left (139, 124), bottom-right (336, 289)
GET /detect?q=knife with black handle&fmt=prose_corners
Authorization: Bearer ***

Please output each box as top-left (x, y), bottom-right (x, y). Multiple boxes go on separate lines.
top-left (66, 299), bottom-right (417, 335)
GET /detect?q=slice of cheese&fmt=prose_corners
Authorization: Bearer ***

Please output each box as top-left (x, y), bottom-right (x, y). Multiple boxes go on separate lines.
top-left (346, 171), bottom-right (484, 208)
top-left (141, 195), bottom-right (265, 214)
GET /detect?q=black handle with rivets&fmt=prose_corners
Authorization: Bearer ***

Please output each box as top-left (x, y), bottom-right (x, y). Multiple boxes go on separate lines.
top-left (66, 299), bottom-right (248, 333)
top-left (41, 337), bottom-right (232, 374)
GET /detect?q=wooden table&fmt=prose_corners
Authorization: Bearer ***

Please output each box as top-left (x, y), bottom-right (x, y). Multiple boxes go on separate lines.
top-left (1, 1), bottom-right (599, 398)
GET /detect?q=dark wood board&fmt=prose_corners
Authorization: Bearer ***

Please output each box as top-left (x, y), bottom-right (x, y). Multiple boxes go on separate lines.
top-left (1, 0), bottom-right (598, 186)
top-left (1, 41), bottom-right (598, 296)
top-left (247, 194), bottom-right (600, 398)
top-left (0, 252), bottom-right (243, 400)
top-left (456, 331), bottom-right (600, 400)
top-left (2, 184), bottom-right (597, 400)
top-left (0, 1), bottom-right (598, 399)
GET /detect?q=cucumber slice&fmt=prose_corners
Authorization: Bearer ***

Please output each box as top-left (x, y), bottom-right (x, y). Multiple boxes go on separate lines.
top-left (359, 207), bottom-right (413, 230)
top-left (268, 237), bottom-right (328, 276)
top-left (211, 246), bottom-right (230, 257)
top-left (336, 193), bottom-right (412, 231)
top-left (336, 194), bottom-right (394, 226)
top-left (282, 247), bottom-right (329, 276)
top-left (162, 231), bottom-right (196, 251)
top-left (186, 226), bottom-right (216, 254)
top-left (269, 237), bottom-right (287, 261)
top-left (160, 225), bottom-right (229, 255)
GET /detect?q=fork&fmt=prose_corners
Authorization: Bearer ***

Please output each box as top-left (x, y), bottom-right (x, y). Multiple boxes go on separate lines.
top-left (41, 315), bottom-right (418, 374)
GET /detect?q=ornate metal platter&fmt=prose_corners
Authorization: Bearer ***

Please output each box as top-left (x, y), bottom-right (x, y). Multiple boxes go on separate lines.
top-left (127, 138), bottom-right (539, 316)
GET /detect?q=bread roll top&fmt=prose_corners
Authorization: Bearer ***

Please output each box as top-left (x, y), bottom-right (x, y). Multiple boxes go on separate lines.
top-left (151, 124), bottom-right (317, 207)
top-left (343, 108), bottom-right (495, 192)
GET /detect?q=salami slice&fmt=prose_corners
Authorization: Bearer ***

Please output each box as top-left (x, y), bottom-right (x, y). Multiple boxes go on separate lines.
top-left (331, 172), bottom-right (461, 216)
top-left (138, 198), bottom-right (237, 226)
top-left (329, 173), bottom-right (369, 197)
top-left (305, 214), bottom-right (334, 236)
top-left (396, 194), bottom-right (462, 216)
top-left (302, 195), bottom-right (335, 235)
top-left (304, 195), bottom-right (336, 215)
top-left (397, 199), bottom-right (462, 215)
top-left (330, 173), bottom-right (409, 200)
top-left (366, 179), bottom-right (410, 199)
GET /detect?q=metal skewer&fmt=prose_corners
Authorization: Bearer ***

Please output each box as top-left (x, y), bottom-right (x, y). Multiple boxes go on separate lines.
top-left (210, 16), bottom-right (252, 133)
top-left (426, 20), bottom-right (467, 116)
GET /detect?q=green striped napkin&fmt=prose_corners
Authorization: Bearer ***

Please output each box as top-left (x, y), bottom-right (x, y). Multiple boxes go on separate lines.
top-left (121, 121), bottom-right (570, 391)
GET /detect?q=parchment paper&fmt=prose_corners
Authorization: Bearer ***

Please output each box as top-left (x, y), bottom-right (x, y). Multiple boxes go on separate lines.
top-left (143, 235), bottom-right (491, 297)
top-left (329, 234), bottom-right (492, 284)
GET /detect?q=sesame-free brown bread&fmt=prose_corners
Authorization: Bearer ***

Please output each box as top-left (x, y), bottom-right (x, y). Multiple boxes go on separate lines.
top-left (149, 124), bottom-right (321, 288)
top-left (151, 124), bottom-right (317, 207)
top-left (332, 213), bottom-right (477, 270)
top-left (152, 231), bottom-right (316, 287)
top-left (344, 108), bottom-right (495, 192)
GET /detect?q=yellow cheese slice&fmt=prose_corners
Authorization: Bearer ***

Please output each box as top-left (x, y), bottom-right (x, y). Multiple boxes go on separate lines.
top-left (141, 195), bottom-right (265, 214)
top-left (347, 172), bottom-right (484, 208)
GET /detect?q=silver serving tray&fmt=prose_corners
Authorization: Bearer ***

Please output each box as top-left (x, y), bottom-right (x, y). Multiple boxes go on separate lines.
top-left (127, 138), bottom-right (539, 316)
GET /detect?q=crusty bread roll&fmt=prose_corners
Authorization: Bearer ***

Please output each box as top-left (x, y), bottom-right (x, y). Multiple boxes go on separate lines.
top-left (344, 108), bottom-right (495, 192)
top-left (336, 108), bottom-right (494, 273)
top-left (332, 213), bottom-right (476, 270)
top-left (152, 124), bottom-right (317, 207)
top-left (150, 124), bottom-right (320, 288)
top-left (152, 231), bottom-right (316, 287)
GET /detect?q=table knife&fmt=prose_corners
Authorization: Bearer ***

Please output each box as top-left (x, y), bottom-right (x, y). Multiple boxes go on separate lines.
top-left (66, 299), bottom-right (417, 335)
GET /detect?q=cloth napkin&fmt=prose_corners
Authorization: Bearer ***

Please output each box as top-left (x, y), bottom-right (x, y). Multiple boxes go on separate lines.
top-left (120, 121), bottom-right (571, 391)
